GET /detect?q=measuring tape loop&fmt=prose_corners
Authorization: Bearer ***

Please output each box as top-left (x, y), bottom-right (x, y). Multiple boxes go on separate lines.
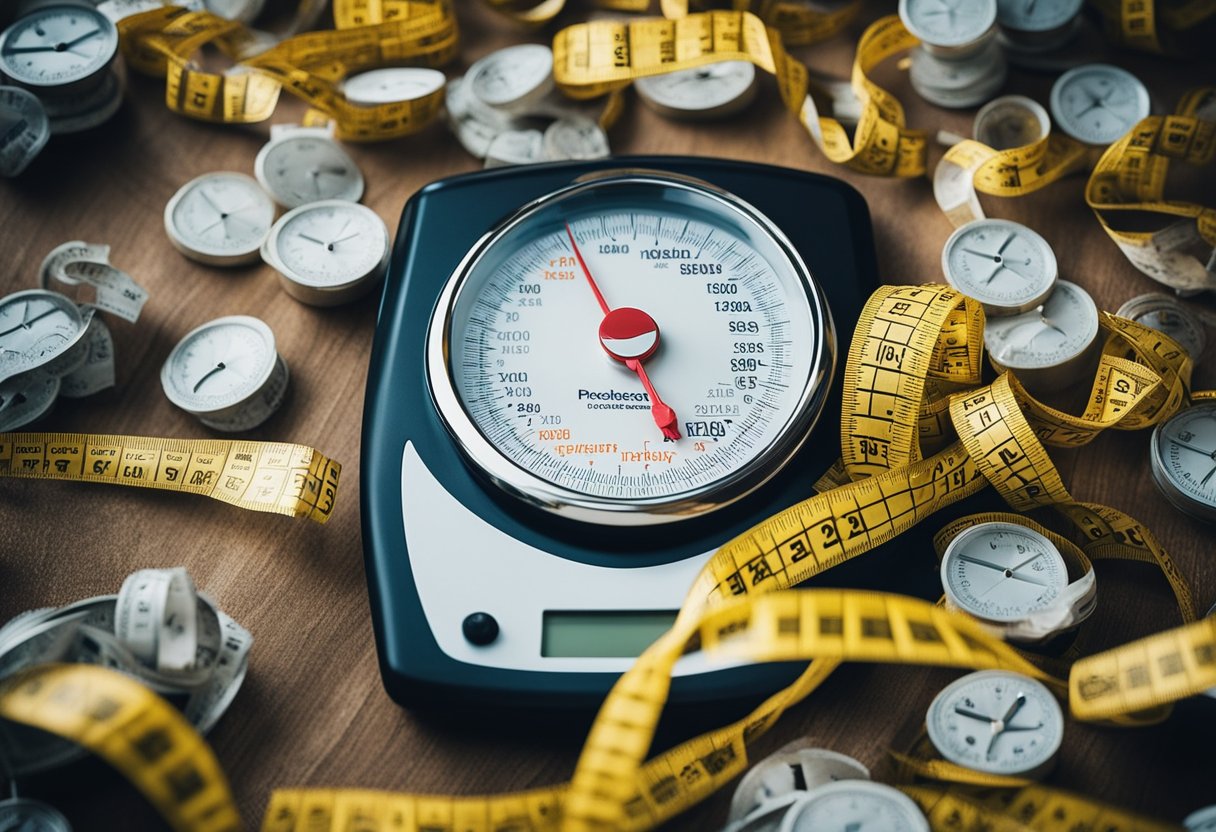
top-left (0, 433), bottom-right (340, 523)
top-left (1090, 0), bottom-right (1216, 54)
top-left (0, 664), bottom-right (241, 832)
top-left (658, 0), bottom-right (861, 46)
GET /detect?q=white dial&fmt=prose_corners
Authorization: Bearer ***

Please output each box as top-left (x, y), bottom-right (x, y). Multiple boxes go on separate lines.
top-left (996, 0), bottom-right (1082, 32)
top-left (254, 127), bottom-right (364, 208)
top-left (164, 172), bottom-right (276, 266)
top-left (467, 43), bottom-right (554, 112)
top-left (0, 85), bottom-right (49, 176)
top-left (942, 219), bottom-right (1057, 315)
top-left (634, 61), bottom-right (758, 120)
top-left (941, 522), bottom-right (1068, 622)
top-left (926, 670), bottom-right (1064, 777)
top-left (1185, 805), bottom-right (1216, 832)
top-left (0, 289), bottom-right (90, 384)
top-left (1116, 293), bottom-right (1206, 360)
top-left (0, 373), bottom-right (59, 432)
top-left (1150, 403), bottom-right (1216, 523)
top-left (262, 200), bottom-right (389, 306)
top-left (899, 0), bottom-right (997, 48)
top-left (542, 116), bottom-right (610, 161)
top-left (0, 4), bottom-right (118, 91)
top-left (1050, 64), bottom-right (1150, 145)
top-left (343, 67), bottom-right (446, 105)
top-left (429, 173), bottom-right (834, 525)
top-left (778, 781), bottom-right (929, 832)
top-left (985, 279), bottom-right (1098, 374)
top-left (161, 315), bottom-right (286, 430)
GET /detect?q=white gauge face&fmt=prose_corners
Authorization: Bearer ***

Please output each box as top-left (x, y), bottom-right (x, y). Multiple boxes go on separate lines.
top-left (1116, 294), bottom-right (1206, 360)
top-left (431, 175), bottom-right (833, 523)
top-left (996, 0), bottom-right (1083, 31)
top-left (943, 219), bottom-right (1056, 314)
top-left (899, 0), bottom-right (997, 47)
top-left (542, 117), bottom-right (610, 161)
top-left (467, 44), bottom-right (553, 109)
top-left (780, 781), bottom-right (929, 832)
top-left (267, 201), bottom-right (388, 287)
top-left (941, 522), bottom-right (1068, 621)
top-left (255, 132), bottom-right (364, 209)
top-left (0, 85), bottom-right (50, 176)
top-left (1152, 403), bottom-right (1216, 520)
top-left (984, 280), bottom-right (1098, 369)
top-left (926, 670), bottom-right (1064, 776)
top-left (0, 5), bottom-right (118, 89)
top-left (634, 61), bottom-right (757, 119)
top-left (1185, 805), bottom-right (1216, 832)
top-left (0, 373), bottom-right (59, 432)
top-left (0, 290), bottom-right (86, 382)
top-left (166, 172), bottom-right (275, 262)
top-left (161, 316), bottom-right (277, 413)
top-left (1050, 64), bottom-right (1150, 145)
top-left (343, 67), bottom-right (446, 105)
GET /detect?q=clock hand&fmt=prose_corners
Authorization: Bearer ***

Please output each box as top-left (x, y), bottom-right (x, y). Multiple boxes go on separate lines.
top-left (954, 706), bottom-right (996, 723)
top-left (1202, 465), bottom-right (1216, 487)
top-left (329, 232), bottom-right (362, 246)
top-left (5, 44), bottom-right (60, 53)
top-left (1168, 438), bottom-right (1216, 458)
top-left (0, 307), bottom-right (59, 336)
top-left (1007, 551), bottom-right (1043, 573)
top-left (1002, 722), bottom-right (1044, 732)
top-left (192, 362), bottom-right (227, 393)
top-left (987, 693), bottom-right (1027, 759)
top-left (297, 233), bottom-right (329, 246)
top-left (197, 188), bottom-right (229, 220)
top-left (962, 246), bottom-right (1000, 260)
top-left (60, 28), bottom-right (102, 50)
top-left (956, 554), bottom-right (1007, 572)
top-left (998, 258), bottom-right (1035, 281)
top-left (327, 217), bottom-right (352, 245)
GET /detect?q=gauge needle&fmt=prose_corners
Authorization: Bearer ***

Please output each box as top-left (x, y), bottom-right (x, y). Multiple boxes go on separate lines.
top-left (954, 706), bottom-right (996, 724)
top-left (565, 222), bottom-right (681, 440)
top-left (1168, 438), bottom-right (1216, 459)
top-left (0, 308), bottom-right (56, 336)
top-left (957, 554), bottom-right (1050, 587)
top-left (987, 693), bottom-right (1027, 759)
top-left (193, 362), bottom-right (227, 392)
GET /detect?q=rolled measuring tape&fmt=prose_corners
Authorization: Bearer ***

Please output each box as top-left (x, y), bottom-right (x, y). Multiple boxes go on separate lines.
top-left (659, 0), bottom-right (861, 47)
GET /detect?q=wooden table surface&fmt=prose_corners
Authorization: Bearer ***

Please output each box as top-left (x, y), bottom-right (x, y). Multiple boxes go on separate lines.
top-left (2, 1), bottom-right (1215, 829)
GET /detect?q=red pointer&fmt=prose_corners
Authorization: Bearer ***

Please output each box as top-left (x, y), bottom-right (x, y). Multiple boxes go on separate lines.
top-left (565, 223), bottom-right (681, 441)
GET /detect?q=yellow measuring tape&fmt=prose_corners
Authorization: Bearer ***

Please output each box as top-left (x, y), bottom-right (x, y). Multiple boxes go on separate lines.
top-left (0, 433), bottom-right (340, 522)
top-left (1089, 0), bottom-right (1216, 53)
top-left (659, 0), bottom-right (861, 46)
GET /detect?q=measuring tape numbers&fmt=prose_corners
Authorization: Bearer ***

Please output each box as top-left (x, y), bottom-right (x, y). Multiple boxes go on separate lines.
top-left (0, 433), bottom-right (340, 522)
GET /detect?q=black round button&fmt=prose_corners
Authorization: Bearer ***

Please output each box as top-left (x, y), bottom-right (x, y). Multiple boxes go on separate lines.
top-left (462, 612), bottom-right (499, 646)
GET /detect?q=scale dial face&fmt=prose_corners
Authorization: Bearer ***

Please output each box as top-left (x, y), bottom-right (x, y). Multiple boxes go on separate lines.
top-left (899, 0), bottom-right (997, 48)
top-left (996, 0), bottom-right (1082, 31)
top-left (940, 521), bottom-right (1068, 622)
top-left (1151, 403), bottom-right (1216, 523)
top-left (942, 218), bottom-right (1057, 315)
top-left (467, 43), bottom-right (554, 111)
top-left (984, 280), bottom-right (1098, 369)
top-left (262, 200), bottom-right (389, 304)
top-left (428, 173), bottom-right (834, 525)
top-left (0, 85), bottom-right (49, 176)
top-left (0, 4), bottom-right (118, 90)
top-left (1116, 293), bottom-right (1206, 360)
top-left (634, 61), bottom-right (758, 120)
top-left (778, 781), bottom-right (929, 832)
top-left (0, 289), bottom-right (88, 384)
top-left (164, 172), bottom-right (276, 266)
top-left (1049, 64), bottom-right (1150, 145)
top-left (926, 670), bottom-right (1064, 777)
top-left (161, 315), bottom-right (277, 416)
top-left (343, 67), bottom-right (446, 105)
top-left (254, 130), bottom-right (364, 209)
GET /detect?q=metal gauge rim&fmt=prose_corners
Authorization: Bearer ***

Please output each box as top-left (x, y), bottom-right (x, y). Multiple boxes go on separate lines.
top-left (163, 171), bottom-right (276, 265)
top-left (342, 67), bottom-right (446, 105)
top-left (1115, 293), bottom-right (1207, 360)
top-left (253, 129), bottom-right (365, 209)
top-left (939, 521), bottom-right (1068, 622)
top-left (1049, 63), bottom-right (1150, 145)
top-left (262, 199), bottom-right (389, 302)
top-left (942, 218), bottom-right (1057, 315)
top-left (160, 314), bottom-right (278, 415)
top-left (984, 279), bottom-right (1099, 370)
top-left (925, 669), bottom-right (1064, 777)
top-left (898, 0), bottom-right (997, 48)
top-left (776, 780), bottom-right (930, 832)
top-left (0, 3), bottom-right (119, 91)
top-left (425, 171), bottom-right (836, 526)
top-left (634, 61), bottom-right (758, 121)
top-left (1150, 402), bottom-right (1216, 523)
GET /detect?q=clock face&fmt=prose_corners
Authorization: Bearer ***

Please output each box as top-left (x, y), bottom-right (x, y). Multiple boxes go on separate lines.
top-left (1151, 403), bottom-right (1216, 523)
top-left (900, 0), bottom-right (997, 47)
top-left (926, 670), bottom-right (1064, 776)
top-left (0, 5), bottom-right (118, 89)
top-left (165, 172), bottom-right (276, 264)
top-left (266, 201), bottom-right (388, 288)
top-left (256, 133), bottom-right (364, 209)
top-left (161, 316), bottom-right (278, 414)
top-left (635, 61), bottom-right (758, 120)
top-left (943, 219), bottom-right (1056, 314)
top-left (983, 280), bottom-right (1098, 369)
top-left (0, 290), bottom-right (87, 382)
top-left (941, 522), bottom-right (1068, 622)
top-left (779, 781), bottom-right (930, 832)
top-left (1050, 64), bottom-right (1150, 145)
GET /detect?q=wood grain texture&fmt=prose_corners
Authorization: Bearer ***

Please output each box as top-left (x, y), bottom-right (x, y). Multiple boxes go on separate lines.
top-left (2, 1), bottom-right (1214, 828)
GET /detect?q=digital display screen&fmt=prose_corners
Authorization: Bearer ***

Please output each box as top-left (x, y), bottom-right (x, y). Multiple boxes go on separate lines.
top-left (541, 610), bottom-right (679, 658)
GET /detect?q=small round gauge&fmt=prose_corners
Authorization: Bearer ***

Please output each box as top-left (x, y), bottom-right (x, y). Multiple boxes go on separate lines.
top-left (428, 171), bottom-right (835, 525)
top-left (1050, 64), bottom-right (1150, 146)
top-left (0, 372), bottom-right (59, 431)
top-left (542, 116), bottom-right (610, 161)
top-left (984, 280), bottom-right (1099, 392)
top-left (926, 670), bottom-right (1064, 778)
top-left (0, 289), bottom-right (90, 385)
top-left (899, 0), bottom-right (997, 50)
top-left (0, 798), bottom-right (71, 832)
top-left (1150, 402), bottom-right (1216, 523)
top-left (343, 67), bottom-right (446, 106)
top-left (261, 200), bottom-right (389, 306)
top-left (940, 521), bottom-right (1068, 624)
top-left (161, 315), bottom-right (287, 430)
top-left (942, 218), bottom-right (1057, 315)
top-left (164, 172), bottom-right (276, 266)
top-left (0, 85), bottom-right (49, 177)
top-left (0, 4), bottom-right (119, 92)
top-left (466, 43), bottom-right (554, 113)
top-left (1187, 805), bottom-right (1216, 832)
top-left (730, 745), bottom-right (868, 825)
top-left (778, 781), bottom-right (929, 832)
top-left (254, 126), bottom-right (364, 209)
top-left (996, 0), bottom-right (1082, 42)
top-left (1116, 293), bottom-right (1206, 361)
top-left (973, 94), bottom-right (1049, 150)
top-left (635, 61), bottom-right (758, 121)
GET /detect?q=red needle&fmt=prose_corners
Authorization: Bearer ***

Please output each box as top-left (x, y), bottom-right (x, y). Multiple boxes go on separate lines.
top-left (565, 223), bottom-right (681, 440)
